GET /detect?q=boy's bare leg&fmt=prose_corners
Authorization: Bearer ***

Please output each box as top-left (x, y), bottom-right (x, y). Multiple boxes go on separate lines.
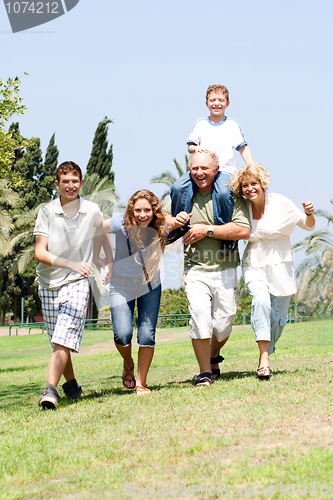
top-left (47, 344), bottom-right (71, 387)
top-left (115, 343), bottom-right (135, 389)
top-left (63, 354), bottom-right (75, 382)
top-left (191, 338), bottom-right (211, 374)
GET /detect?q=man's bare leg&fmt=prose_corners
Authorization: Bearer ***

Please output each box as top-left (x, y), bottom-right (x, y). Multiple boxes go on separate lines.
top-left (210, 335), bottom-right (229, 375)
top-left (192, 338), bottom-right (211, 374)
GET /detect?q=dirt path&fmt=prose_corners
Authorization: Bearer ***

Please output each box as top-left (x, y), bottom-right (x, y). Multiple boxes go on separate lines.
top-left (0, 327), bottom-right (44, 337)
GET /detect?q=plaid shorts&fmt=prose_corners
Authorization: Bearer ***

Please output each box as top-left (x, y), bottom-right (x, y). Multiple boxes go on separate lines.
top-left (38, 280), bottom-right (90, 352)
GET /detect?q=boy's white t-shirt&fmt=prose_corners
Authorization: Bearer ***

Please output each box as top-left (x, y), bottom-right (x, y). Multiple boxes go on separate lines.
top-left (187, 116), bottom-right (247, 175)
top-left (34, 196), bottom-right (103, 290)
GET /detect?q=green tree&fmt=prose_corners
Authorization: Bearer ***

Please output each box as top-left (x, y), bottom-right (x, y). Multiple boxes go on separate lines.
top-left (81, 173), bottom-right (119, 219)
top-left (293, 201), bottom-right (333, 315)
top-left (150, 155), bottom-right (189, 204)
top-left (0, 76), bottom-right (28, 183)
top-left (1, 130), bottom-right (50, 324)
top-left (237, 275), bottom-right (249, 300)
top-left (11, 135), bottom-right (43, 210)
top-left (0, 179), bottom-right (20, 255)
top-left (37, 133), bottom-right (59, 202)
top-left (157, 287), bottom-right (189, 327)
top-left (86, 117), bottom-right (114, 183)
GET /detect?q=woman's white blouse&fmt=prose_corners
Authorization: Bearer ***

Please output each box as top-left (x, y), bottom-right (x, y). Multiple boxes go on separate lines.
top-left (242, 193), bottom-right (314, 296)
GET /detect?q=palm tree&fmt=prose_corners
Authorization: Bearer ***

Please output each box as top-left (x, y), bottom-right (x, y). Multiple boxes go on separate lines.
top-left (80, 172), bottom-right (120, 219)
top-left (293, 201), bottom-right (333, 315)
top-left (150, 155), bottom-right (189, 204)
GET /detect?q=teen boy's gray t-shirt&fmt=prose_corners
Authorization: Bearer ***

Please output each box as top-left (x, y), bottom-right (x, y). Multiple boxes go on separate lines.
top-left (34, 197), bottom-right (103, 290)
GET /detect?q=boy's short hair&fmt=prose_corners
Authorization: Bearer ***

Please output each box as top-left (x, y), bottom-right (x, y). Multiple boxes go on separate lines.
top-left (56, 161), bottom-right (82, 181)
top-left (206, 84), bottom-right (229, 102)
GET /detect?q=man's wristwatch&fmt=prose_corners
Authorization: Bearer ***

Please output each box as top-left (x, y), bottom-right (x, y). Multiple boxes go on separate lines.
top-left (207, 225), bottom-right (214, 237)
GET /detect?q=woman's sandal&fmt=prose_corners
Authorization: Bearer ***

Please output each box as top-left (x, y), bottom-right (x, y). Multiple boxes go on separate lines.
top-left (211, 353), bottom-right (225, 380)
top-left (257, 366), bottom-right (274, 380)
top-left (122, 362), bottom-right (135, 389)
top-left (135, 384), bottom-right (152, 396)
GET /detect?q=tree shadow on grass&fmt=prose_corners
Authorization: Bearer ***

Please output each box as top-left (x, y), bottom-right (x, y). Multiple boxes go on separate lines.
top-left (153, 366), bottom-right (310, 390)
top-left (0, 382), bottom-right (42, 409)
top-left (0, 364), bottom-right (47, 374)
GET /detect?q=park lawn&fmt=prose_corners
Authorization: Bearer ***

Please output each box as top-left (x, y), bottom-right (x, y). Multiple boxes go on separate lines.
top-left (0, 321), bottom-right (332, 499)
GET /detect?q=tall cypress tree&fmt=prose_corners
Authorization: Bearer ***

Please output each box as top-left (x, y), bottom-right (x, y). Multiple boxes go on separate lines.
top-left (13, 136), bottom-right (43, 210)
top-left (86, 117), bottom-right (114, 184)
top-left (38, 133), bottom-right (59, 203)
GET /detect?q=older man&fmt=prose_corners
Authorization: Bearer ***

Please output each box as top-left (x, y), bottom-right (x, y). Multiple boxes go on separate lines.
top-left (165, 151), bottom-right (250, 386)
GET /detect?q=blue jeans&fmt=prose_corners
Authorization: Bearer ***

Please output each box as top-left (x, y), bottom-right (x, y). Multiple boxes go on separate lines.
top-left (170, 170), bottom-right (234, 224)
top-left (110, 282), bottom-right (161, 347)
top-left (247, 280), bottom-right (291, 354)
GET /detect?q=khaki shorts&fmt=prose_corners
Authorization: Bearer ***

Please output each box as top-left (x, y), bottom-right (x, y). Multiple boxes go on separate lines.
top-left (184, 268), bottom-right (237, 341)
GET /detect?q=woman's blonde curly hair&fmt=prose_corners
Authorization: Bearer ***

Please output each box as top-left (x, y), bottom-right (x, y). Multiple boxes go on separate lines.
top-left (229, 163), bottom-right (271, 197)
top-left (124, 190), bottom-right (166, 282)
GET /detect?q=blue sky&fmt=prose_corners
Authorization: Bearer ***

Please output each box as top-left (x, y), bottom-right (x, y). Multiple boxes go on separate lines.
top-left (1, 0), bottom-right (332, 287)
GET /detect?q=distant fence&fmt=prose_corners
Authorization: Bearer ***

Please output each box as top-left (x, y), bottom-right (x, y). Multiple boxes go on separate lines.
top-left (7, 312), bottom-right (333, 336)
top-left (7, 314), bottom-right (191, 336)
top-left (237, 312), bottom-right (333, 326)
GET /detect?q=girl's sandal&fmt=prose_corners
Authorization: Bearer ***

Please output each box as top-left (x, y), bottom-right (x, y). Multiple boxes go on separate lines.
top-left (122, 363), bottom-right (135, 389)
top-left (135, 384), bottom-right (151, 396)
top-left (257, 366), bottom-right (274, 380)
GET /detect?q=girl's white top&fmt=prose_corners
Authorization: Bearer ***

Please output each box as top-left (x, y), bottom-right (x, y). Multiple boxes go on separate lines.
top-left (242, 193), bottom-right (315, 296)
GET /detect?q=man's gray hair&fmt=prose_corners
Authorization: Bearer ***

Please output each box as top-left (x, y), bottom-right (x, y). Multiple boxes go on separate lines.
top-left (188, 151), bottom-right (219, 170)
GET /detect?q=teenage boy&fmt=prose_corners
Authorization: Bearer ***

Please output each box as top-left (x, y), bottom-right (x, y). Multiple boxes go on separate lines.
top-left (168, 85), bottom-right (253, 247)
top-left (165, 151), bottom-right (251, 385)
top-left (34, 161), bottom-right (110, 409)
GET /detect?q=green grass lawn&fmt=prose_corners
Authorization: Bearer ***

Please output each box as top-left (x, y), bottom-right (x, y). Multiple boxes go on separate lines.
top-left (0, 321), bottom-right (332, 499)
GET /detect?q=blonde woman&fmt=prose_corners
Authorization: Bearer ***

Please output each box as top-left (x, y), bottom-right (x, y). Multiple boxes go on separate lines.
top-left (95, 190), bottom-right (166, 395)
top-left (229, 164), bottom-right (315, 379)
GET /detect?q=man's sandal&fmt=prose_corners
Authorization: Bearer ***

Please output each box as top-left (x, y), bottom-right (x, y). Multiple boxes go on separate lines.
top-left (210, 353), bottom-right (224, 380)
top-left (135, 384), bottom-right (152, 396)
top-left (194, 372), bottom-right (214, 387)
top-left (257, 366), bottom-right (274, 380)
top-left (122, 362), bottom-right (135, 389)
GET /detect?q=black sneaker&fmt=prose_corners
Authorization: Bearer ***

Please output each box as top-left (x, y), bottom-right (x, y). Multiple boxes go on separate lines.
top-left (62, 378), bottom-right (82, 401)
top-left (38, 384), bottom-right (59, 410)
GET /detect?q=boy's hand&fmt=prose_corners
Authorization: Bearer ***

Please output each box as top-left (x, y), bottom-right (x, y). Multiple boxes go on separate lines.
top-left (70, 261), bottom-right (93, 277)
top-left (302, 201), bottom-right (314, 215)
top-left (175, 211), bottom-right (193, 228)
top-left (196, 147), bottom-right (210, 155)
